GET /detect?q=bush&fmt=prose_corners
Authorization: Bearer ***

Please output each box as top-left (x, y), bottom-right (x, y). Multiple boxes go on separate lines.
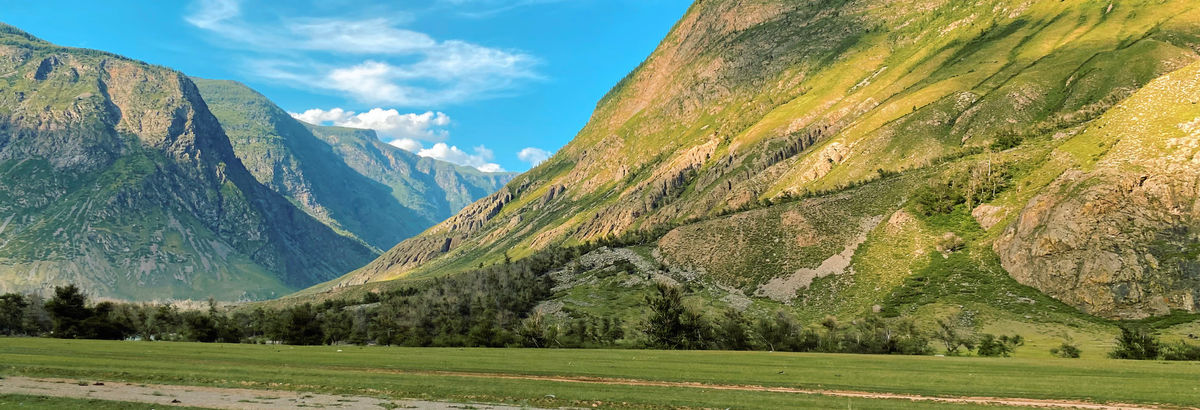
top-left (1050, 341), bottom-right (1082, 358)
top-left (911, 182), bottom-right (964, 216)
top-left (1162, 341), bottom-right (1200, 361)
top-left (976, 334), bottom-right (1023, 357)
top-left (989, 132), bottom-right (1024, 151)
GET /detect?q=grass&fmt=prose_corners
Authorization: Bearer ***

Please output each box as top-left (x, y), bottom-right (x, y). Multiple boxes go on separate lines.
top-left (2, 338), bottom-right (1199, 408)
top-left (0, 394), bottom-right (203, 409)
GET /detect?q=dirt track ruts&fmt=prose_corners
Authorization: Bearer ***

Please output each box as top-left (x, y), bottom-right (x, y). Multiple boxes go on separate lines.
top-left (363, 368), bottom-right (1192, 410)
top-left (3, 370), bottom-right (1194, 410)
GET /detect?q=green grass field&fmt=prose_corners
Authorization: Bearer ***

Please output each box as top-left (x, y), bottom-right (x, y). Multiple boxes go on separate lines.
top-left (2, 338), bottom-right (1199, 409)
top-left (0, 394), bottom-right (203, 410)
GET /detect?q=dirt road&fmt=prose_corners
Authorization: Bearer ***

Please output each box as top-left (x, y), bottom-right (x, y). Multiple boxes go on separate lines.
top-left (367, 368), bottom-right (1184, 410)
top-left (2, 371), bottom-right (1189, 409)
top-left (0, 376), bottom-right (534, 409)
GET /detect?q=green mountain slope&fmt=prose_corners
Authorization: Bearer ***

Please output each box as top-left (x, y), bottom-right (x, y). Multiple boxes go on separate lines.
top-left (319, 0), bottom-right (1200, 320)
top-left (0, 24), bottom-right (376, 301)
top-left (193, 79), bottom-right (515, 251)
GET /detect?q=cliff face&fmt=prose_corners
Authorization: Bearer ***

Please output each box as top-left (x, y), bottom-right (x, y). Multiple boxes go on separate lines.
top-left (0, 25), bottom-right (375, 301)
top-left (194, 79), bottom-right (514, 251)
top-left (319, 0), bottom-right (1200, 319)
top-left (995, 62), bottom-right (1200, 319)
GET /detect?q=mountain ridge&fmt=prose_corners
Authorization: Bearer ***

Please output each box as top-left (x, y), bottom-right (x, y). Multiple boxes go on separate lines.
top-left (316, 0), bottom-right (1200, 320)
top-left (194, 78), bottom-right (515, 251)
top-left (0, 24), bottom-right (376, 301)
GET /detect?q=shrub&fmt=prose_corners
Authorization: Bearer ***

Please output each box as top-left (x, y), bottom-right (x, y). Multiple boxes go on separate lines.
top-left (1050, 341), bottom-right (1082, 358)
top-left (1162, 341), bottom-right (1200, 361)
top-left (976, 334), bottom-right (1023, 357)
top-left (989, 132), bottom-right (1024, 151)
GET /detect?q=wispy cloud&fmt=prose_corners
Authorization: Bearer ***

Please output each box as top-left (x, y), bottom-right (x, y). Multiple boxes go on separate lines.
top-left (184, 0), bottom-right (239, 29)
top-left (290, 108), bottom-right (451, 141)
top-left (185, 0), bottom-right (540, 106)
top-left (517, 147), bottom-right (553, 166)
top-left (290, 108), bottom-right (503, 172)
top-left (440, 0), bottom-right (572, 18)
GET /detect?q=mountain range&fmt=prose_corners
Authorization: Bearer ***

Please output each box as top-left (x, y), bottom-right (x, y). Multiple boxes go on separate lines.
top-left (3, 0), bottom-right (1200, 326)
top-left (0, 24), bottom-right (512, 301)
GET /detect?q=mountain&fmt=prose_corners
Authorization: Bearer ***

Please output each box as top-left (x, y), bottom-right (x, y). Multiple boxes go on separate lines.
top-left (319, 0), bottom-right (1200, 320)
top-left (193, 79), bottom-right (515, 251)
top-left (0, 24), bottom-right (377, 301)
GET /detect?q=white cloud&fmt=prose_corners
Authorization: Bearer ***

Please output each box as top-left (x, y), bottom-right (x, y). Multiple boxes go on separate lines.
top-left (418, 143), bottom-right (504, 172)
top-left (388, 138), bottom-right (424, 152)
top-left (289, 108), bottom-right (500, 171)
top-left (439, 0), bottom-right (570, 17)
top-left (324, 61), bottom-right (409, 104)
top-left (290, 108), bottom-right (450, 141)
top-left (186, 0), bottom-right (540, 106)
top-left (185, 0), bottom-right (239, 29)
top-left (288, 18), bottom-right (436, 54)
top-left (291, 107), bottom-right (351, 124)
top-left (312, 50), bottom-right (536, 105)
top-left (517, 147), bottom-right (552, 166)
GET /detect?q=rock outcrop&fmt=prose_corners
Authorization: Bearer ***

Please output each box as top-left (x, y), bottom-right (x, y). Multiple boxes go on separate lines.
top-left (995, 62), bottom-right (1200, 319)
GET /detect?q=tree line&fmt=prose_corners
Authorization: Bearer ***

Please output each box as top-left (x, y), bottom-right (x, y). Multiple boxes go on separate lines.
top-left (0, 278), bottom-right (1016, 357)
top-left (2, 245), bottom-right (1197, 360)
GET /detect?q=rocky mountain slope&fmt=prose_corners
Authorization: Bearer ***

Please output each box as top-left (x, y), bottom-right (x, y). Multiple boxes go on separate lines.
top-left (0, 24), bottom-right (376, 301)
top-left (194, 79), bottom-right (514, 251)
top-left (994, 62), bottom-right (1200, 319)
top-left (320, 0), bottom-right (1200, 320)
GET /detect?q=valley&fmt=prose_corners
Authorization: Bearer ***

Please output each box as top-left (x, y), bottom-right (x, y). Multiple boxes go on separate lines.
top-left (2, 0), bottom-right (1200, 408)
top-left (4, 338), bottom-right (1200, 409)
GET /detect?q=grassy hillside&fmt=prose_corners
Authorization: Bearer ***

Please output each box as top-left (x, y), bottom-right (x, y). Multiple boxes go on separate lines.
top-left (308, 0), bottom-right (1200, 332)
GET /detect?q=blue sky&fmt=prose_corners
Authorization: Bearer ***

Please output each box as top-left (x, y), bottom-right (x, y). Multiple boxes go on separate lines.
top-left (1, 0), bottom-right (691, 172)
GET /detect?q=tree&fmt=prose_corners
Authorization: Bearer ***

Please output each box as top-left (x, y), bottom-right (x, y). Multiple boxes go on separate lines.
top-left (516, 311), bottom-right (550, 348)
top-left (1109, 326), bottom-right (1160, 360)
top-left (931, 313), bottom-right (975, 355)
top-left (21, 294), bottom-right (52, 335)
top-left (754, 310), bottom-right (817, 352)
top-left (81, 302), bottom-right (133, 340)
top-left (45, 285), bottom-right (91, 338)
top-left (321, 308), bottom-right (352, 345)
top-left (0, 293), bottom-right (28, 335)
top-left (642, 282), bottom-right (695, 349)
top-left (183, 312), bottom-right (219, 343)
top-left (283, 303), bottom-right (323, 345)
top-left (716, 309), bottom-right (751, 350)
top-left (817, 316), bottom-right (843, 352)
top-left (146, 305), bottom-right (180, 341)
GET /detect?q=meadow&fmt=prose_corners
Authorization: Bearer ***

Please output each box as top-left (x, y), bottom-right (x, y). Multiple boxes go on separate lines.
top-left (2, 337), bottom-right (1199, 409)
